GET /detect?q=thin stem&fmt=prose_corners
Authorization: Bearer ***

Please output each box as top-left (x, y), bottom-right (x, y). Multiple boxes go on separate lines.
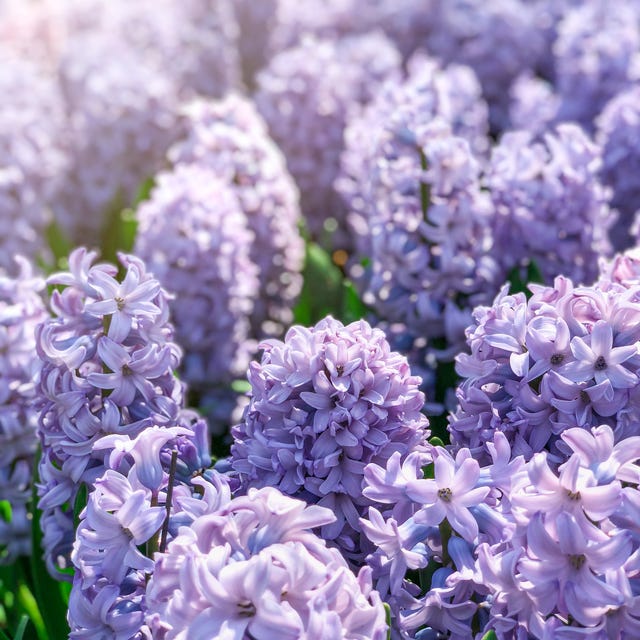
top-left (159, 450), bottom-right (178, 554)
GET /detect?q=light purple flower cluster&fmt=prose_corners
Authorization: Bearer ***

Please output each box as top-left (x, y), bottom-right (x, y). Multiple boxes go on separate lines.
top-left (450, 271), bottom-right (640, 463)
top-left (340, 89), bottom-right (499, 354)
top-left (0, 258), bottom-right (48, 563)
top-left (254, 32), bottom-right (401, 249)
top-left (486, 123), bottom-right (614, 286)
top-left (360, 424), bottom-right (640, 638)
top-left (168, 94), bottom-right (304, 333)
top-left (52, 33), bottom-right (183, 245)
top-left (146, 486), bottom-right (388, 640)
top-left (596, 85), bottom-right (640, 250)
top-left (230, 316), bottom-right (429, 562)
top-left (134, 164), bottom-right (259, 427)
top-left (0, 51), bottom-right (68, 271)
top-left (68, 421), bottom-right (219, 639)
top-left (35, 248), bottom-right (184, 576)
top-left (422, 0), bottom-right (544, 131)
top-left (553, 0), bottom-right (640, 130)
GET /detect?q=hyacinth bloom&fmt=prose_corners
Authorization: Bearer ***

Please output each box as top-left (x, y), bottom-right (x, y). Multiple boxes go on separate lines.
top-left (341, 105), bottom-right (500, 355)
top-left (167, 94), bottom-right (303, 334)
top-left (553, 0), bottom-right (639, 130)
top-left (69, 425), bottom-right (218, 639)
top-left (255, 31), bottom-right (401, 250)
top-left (35, 248), bottom-right (184, 576)
top-left (358, 424), bottom-right (640, 638)
top-left (146, 486), bottom-right (388, 640)
top-left (0, 51), bottom-right (68, 272)
top-left (0, 258), bottom-right (48, 563)
top-left (449, 271), bottom-right (640, 462)
top-left (134, 164), bottom-right (259, 422)
top-left (231, 316), bottom-right (429, 562)
top-left (596, 85), bottom-right (640, 251)
top-left (486, 123), bottom-right (614, 287)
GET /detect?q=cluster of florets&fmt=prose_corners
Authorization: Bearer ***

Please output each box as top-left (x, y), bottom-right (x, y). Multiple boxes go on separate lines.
top-left (68, 422), bottom-right (218, 639)
top-left (52, 33), bottom-right (183, 245)
top-left (552, 0), bottom-right (640, 130)
top-left (0, 52), bottom-right (68, 271)
top-left (146, 486), bottom-right (388, 639)
top-left (360, 424), bottom-right (640, 638)
top-left (35, 248), bottom-right (185, 576)
top-left (340, 84), bottom-right (500, 354)
top-left (134, 164), bottom-right (260, 424)
top-left (230, 316), bottom-right (429, 562)
top-left (486, 123), bottom-right (614, 286)
top-left (421, 0), bottom-right (544, 131)
top-left (254, 31), bottom-right (401, 249)
top-left (0, 259), bottom-right (48, 563)
top-left (449, 264), bottom-right (640, 463)
top-left (596, 85), bottom-right (640, 251)
top-left (168, 94), bottom-right (304, 333)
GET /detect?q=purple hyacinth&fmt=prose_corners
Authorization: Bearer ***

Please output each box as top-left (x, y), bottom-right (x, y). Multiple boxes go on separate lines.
top-left (255, 32), bottom-right (401, 250)
top-left (146, 486), bottom-right (388, 640)
top-left (134, 164), bottom-right (259, 428)
top-left (35, 248), bottom-right (185, 577)
top-left (553, 0), bottom-right (640, 130)
top-left (422, 0), bottom-right (544, 131)
top-left (508, 72), bottom-right (560, 137)
top-left (68, 423), bottom-right (223, 639)
top-left (340, 100), bottom-right (500, 355)
top-left (0, 50), bottom-right (68, 272)
top-left (168, 94), bottom-right (304, 333)
top-left (230, 316), bottom-right (429, 563)
top-left (486, 123), bottom-right (614, 286)
top-left (52, 33), bottom-right (183, 245)
top-left (596, 85), bottom-right (640, 250)
top-left (450, 273), bottom-right (640, 464)
top-left (0, 258), bottom-right (48, 563)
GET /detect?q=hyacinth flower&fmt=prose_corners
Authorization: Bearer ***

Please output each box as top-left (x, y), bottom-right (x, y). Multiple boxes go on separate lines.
top-left (35, 248), bottom-right (186, 577)
top-left (146, 486), bottom-right (388, 640)
top-left (0, 51), bottom-right (68, 273)
top-left (255, 31), bottom-right (401, 251)
top-left (449, 267), bottom-right (640, 464)
top-left (340, 108), bottom-right (501, 359)
top-left (0, 258), bottom-right (48, 563)
top-left (166, 93), bottom-right (304, 335)
top-left (134, 164), bottom-right (260, 433)
top-left (230, 316), bottom-right (429, 564)
top-left (360, 424), bottom-right (640, 638)
top-left (485, 123), bottom-right (614, 287)
top-left (68, 423), bottom-right (218, 639)
top-left (596, 85), bottom-right (640, 251)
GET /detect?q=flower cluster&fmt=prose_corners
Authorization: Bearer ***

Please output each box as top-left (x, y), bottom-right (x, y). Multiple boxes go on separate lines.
top-left (230, 316), bottom-right (429, 562)
top-left (450, 270), bottom-right (640, 463)
top-left (0, 52), bottom-right (67, 271)
top-left (168, 94), bottom-right (304, 333)
top-left (68, 421), bottom-right (219, 639)
top-left (35, 248), bottom-right (184, 576)
top-left (553, 0), bottom-right (640, 130)
top-left (486, 123), bottom-right (614, 286)
top-left (255, 32), bottom-right (401, 250)
top-left (360, 424), bottom-right (640, 638)
top-left (134, 164), bottom-right (259, 430)
top-left (422, 0), bottom-right (544, 131)
top-left (340, 96), bottom-right (499, 355)
top-left (0, 259), bottom-right (48, 563)
top-left (146, 486), bottom-right (388, 640)
top-left (596, 85), bottom-right (640, 251)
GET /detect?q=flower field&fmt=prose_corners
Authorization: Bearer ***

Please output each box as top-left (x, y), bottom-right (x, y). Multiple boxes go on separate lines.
top-left (3, 0), bottom-right (640, 638)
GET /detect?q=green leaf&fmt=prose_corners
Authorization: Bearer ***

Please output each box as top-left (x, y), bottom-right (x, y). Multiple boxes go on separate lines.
top-left (293, 242), bottom-right (344, 325)
top-left (481, 631), bottom-right (498, 640)
top-left (0, 502), bottom-right (11, 523)
top-left (132, 176), bottom-right (155, 207)
top-left (506, 259), bottom-right (544, 299)
top-left (12, 615), bottom-right (28, 640)
top-left (340, 280), bottom-right (368, 324)
top-left (73, 483), bottom-right (88, 531)
top-left (42, 220), bottom-right (72, 273)
top-left (231, 379), bottom-right (251, 394)
top-left (383, 602), bottom-right (392, 640)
